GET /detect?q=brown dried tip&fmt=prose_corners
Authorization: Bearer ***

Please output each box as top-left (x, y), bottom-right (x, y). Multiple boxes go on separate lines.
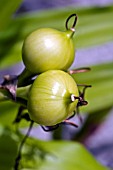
top-left (0, 75), bottom-right (18, 100)
top-left (68, 67), bottom-right (91, 74)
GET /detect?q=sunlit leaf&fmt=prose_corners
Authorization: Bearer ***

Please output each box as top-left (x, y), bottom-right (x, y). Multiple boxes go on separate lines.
top-left (0, 125), bottom-right (108, 170)
top-left (20, 138), bottom-right (108, 170)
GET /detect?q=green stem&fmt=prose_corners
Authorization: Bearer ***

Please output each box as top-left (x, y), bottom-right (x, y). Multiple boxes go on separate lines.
top-left (14, 120), bottom-right (34, 170)
top-left (0, 85), bottom-right (31, 104)
top-left (17, 68), bottom-right (35, 87)
top-left (16, 85), bottom-right (31, 100)
top-left (66, 29), bottom-right (75, 39)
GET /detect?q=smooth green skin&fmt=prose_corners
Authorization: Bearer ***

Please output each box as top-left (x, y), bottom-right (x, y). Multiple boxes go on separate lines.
top-left (22, 28), bottom-right (75, 74)
top-left (28, 70), bottom-right (79, 126)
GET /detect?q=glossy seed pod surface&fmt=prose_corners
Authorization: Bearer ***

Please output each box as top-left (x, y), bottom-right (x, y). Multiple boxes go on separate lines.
top-left (22, 28), bottom-right (75, 74)
top-left (28, 70), bottom-right (79, 126)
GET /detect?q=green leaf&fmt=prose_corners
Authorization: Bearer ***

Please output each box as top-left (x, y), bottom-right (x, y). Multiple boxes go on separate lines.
top-left (0, 5), bottom-right (113, 69)
top-left (0, 125), bottom-right (18, 170)
top-left (0, 0), bottom-right (22, 31)
top-left (0, 101), bottom-right (29, 127)
top-left (71, 62), bottom-right (113, 113)
top-left (0, 101), bottom-right (18, 126)
top-left (21, 138), bottom-right (108, 170)
top-left (0, 125), bottom-right (108, 170)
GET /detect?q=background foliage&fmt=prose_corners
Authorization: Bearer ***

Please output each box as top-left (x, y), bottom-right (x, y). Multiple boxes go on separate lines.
top-left (0, 0), bottom-right (113, 170)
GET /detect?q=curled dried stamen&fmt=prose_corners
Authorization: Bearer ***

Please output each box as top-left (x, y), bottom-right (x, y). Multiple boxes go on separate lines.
top-left (65, 13), bottom-right (77, 32)
top-left (71, 94), bottom-right (88, 106)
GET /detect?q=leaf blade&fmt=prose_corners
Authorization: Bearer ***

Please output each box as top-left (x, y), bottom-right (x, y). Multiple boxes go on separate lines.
top-left (0, 0), bottom-right (22, 31)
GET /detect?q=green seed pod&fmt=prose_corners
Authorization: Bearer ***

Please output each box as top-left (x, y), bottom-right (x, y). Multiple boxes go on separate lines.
top-left (28, 70), bottom-right (79, 126)
top-left (22, 14), bottom-right (77, 74)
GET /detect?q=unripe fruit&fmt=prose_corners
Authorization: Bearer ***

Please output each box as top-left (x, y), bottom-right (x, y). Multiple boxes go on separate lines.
top-left (28, 70), bottom-right (79, 126)
top-left (22, 14), bottom-right (77, 74)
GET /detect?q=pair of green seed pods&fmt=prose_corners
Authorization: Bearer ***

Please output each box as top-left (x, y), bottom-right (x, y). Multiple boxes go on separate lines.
top-left (22, 14), bottom-right (80, 127)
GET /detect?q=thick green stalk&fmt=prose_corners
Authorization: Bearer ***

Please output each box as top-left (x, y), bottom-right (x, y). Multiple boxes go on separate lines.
top-left (17, 68), bottom-right (35, 87)
top-left (0, 85), bottom-right (31, 104)
top-left (16, 85), bottom-right (31, 100)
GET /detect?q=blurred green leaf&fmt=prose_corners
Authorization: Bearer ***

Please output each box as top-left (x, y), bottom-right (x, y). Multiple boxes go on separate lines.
top-left (0, 0), bottom-right (22, 31)
top-left (0, 125), bottom-right (108, 170)
top-left (72, 62), bottom-right (113, 113)
top-left (0, 125), bottom-right (18, 170)
top-left (0, 101), bottom-right (18, 126)
top-left (0, 5), bottom-right (113, 69)
top-left (21, 138), bottom-right (108, 170)
top-left (0, 101), bottom-right (29, 127)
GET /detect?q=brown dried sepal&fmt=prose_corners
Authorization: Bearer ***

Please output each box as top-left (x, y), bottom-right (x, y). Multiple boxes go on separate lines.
top-left (0, 75), bottom-right (18, 100)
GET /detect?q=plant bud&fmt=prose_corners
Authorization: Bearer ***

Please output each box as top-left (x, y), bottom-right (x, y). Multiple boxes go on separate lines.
top-left (28, 70), bottom-right (79, 126)
top-left (22, 14), bottom-right (77, 74)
